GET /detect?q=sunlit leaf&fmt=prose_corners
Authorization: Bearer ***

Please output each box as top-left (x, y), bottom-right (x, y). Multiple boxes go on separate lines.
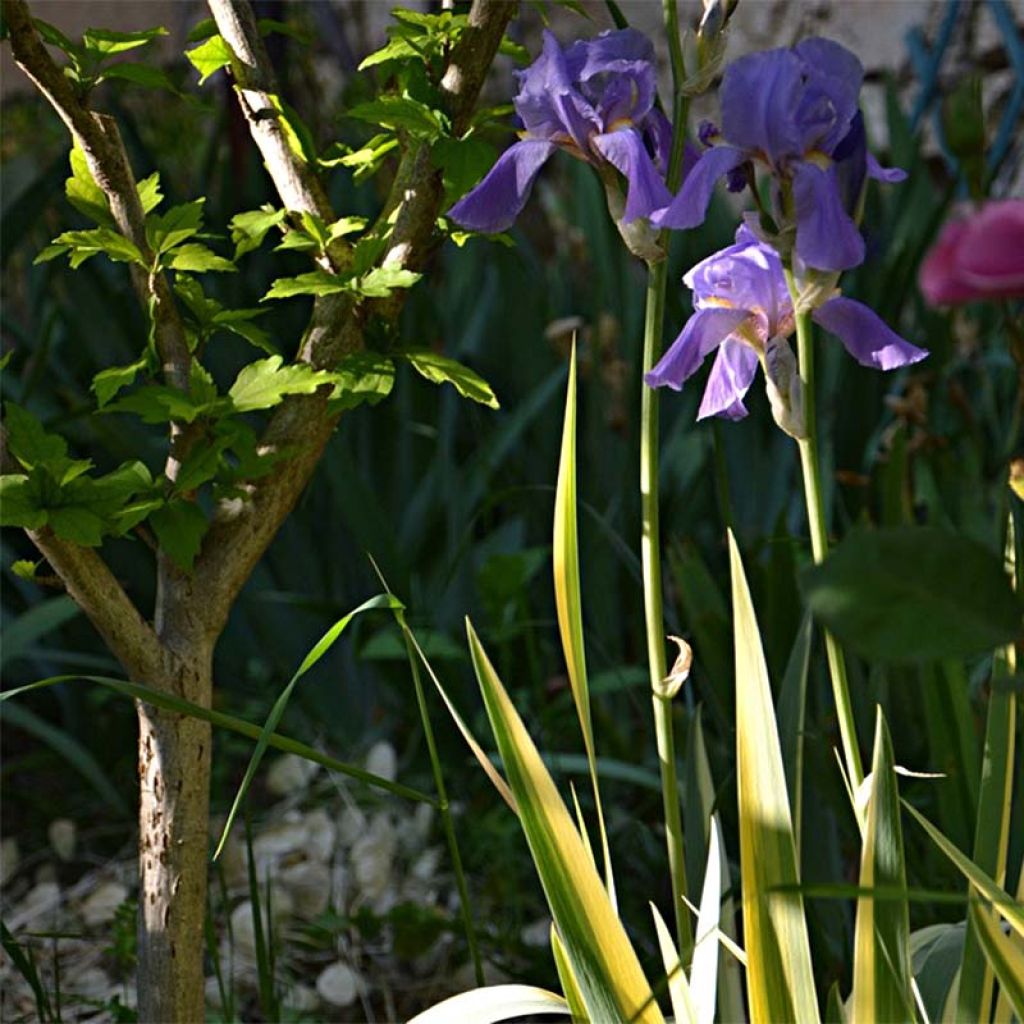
top-left (730, 532), bottom-right (819, 1024)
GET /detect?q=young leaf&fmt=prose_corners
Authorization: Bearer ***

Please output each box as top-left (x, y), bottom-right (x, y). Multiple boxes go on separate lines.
top-left (730, 532), bottom-right (820, 1024)
top-left (37, 228), bottom-right (143, 269)
top-left (166, 243), bottom-right (235, 273)
top-left (228, 356), bottom-right (337, 413)
top-left (262, 270), bottom-right (350, 300)
top-left (229, 206), bottom-right (287, 259)
top-left (851, 709), bottom-right (914, 1023)
top-left (212, 310), bottom-right (276, 355)
top-left (402, 350), bottom-right (498, 408)
top-left (800, 526), bottom-right (1022, 661)
top-left (81, 26), bottom-right (167, 57)
top-left (149, 499), bottom-right (208, 571)
top-left (96, 62), bottom-right (177, 92)
top-left (3, 401), bottom-right (69, 470)
top-left (466, 621), bottom-right (664, 1024)
top-left (346, 95), bottom-right (449, 139)
top-left (329, 352), bottom-right (395, 413)
top-left (146, 199), bottom-right (204, 254)
top-left (353, 264), bottom-right (422, 299)
top-left (105, 386), bottom-right (213, 424)
top-left (0, 475), bottom-right (47, 530)
top-left (66, 144), bottom-right (113, 227)
top-left (186, 33), bottom-right (233, 84)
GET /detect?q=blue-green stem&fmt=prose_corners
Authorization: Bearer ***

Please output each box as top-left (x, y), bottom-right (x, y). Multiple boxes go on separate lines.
top-left (641, 259), bottom-right (692, 964)
top-left (399, 616), bottom-right (483, 986)
top-left (787, 274), bottom-right (865, 794)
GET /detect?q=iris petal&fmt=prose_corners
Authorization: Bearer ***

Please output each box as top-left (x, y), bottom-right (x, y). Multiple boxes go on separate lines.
top-left (592, 128), bottom-right (673, 223)
top-left (698, 340), bottom-right (760, 420)
top-left (792, 161), bottom-right (865, 271)
top-left (866, 153), bottom-right (907, 183)
top-left (651, 145), bottom-right (746, 229)
top-left (812, 296), bottom-right (928, 370)
top-left (645, 306), bottom-right (752, 390)
top-left (448, 139), bottom-right (557, 233)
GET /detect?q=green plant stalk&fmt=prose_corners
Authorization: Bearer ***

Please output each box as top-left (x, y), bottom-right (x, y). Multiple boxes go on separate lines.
top-left (955, 509), bottom-right (1019, 1023)
top-left (787, 283), bottom-right (865, 793)
top-left (400, 618), bottom-right (484, 987)
top-left (641, 258), bottom-right (693, 964)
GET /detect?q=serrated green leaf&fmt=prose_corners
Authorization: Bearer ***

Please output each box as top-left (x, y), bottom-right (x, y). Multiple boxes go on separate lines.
top-left (146, 199), bottom-right (204, 254)
top-left (0, 475), bottom-right (47, 530)
top-left (354, 264), bottom-right (422, 298)
top-left (319, 134), bottom-right (399, 181)
top-left (358, 37), bottom-right (420, 70)
top-left (402, 350), bottom-right (498, 408)
top-left (173, 436), bottom-right (232, 493)
top-left (136, 172), bottom-right (163, 214)
top-left (166, 243), bottom-right (235, 273)
top-left (65, 144), bottom-right (113, 227)
top-left (186, 33), bottom-right (233, 84)
top-left (81, 26), bottom-right (167, 57)
top-left (262, 269), bottom-right (350, 300)
top-left (229, 206), bottom-right (287, 259)
top-left (47, 506), bottom-right (107, 546)
top-left (149, 500), bottom-right (207, 571)
top-left (228, 355), bottom-right (337, 413)
top-left (346, 94), bottom-right (449, 139)
top-left (274, 229), bottom-right (320, 253)
top-left (105, 385), bottom-right (214, 424)
top-left (213, 311), bottom-right (276, 355)
top-left (328, 216), bottom-right (367, 240)
top-left (3, 401), bottom-right (69, 470)
top-left (40, 228), bottom-right (143, 269)
top-left (851, 709), bottom-right (914, 1023)
top-left (329, 352), bottom-right (395, 413)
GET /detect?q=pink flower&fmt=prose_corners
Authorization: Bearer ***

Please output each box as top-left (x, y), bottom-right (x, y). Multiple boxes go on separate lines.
top-left (919, 199), bottom-right (1024, 306)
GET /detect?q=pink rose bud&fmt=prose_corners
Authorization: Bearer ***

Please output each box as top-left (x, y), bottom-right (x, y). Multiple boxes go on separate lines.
top-left (919, 199), bottom-right (1024, 306)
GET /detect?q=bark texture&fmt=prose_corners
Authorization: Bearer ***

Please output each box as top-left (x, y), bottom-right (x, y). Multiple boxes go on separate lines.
top-left (3, 0), bottom-right (514, 1018)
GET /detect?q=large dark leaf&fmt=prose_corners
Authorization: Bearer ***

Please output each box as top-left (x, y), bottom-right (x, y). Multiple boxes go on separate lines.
top-left (800, 526), bottom-right (1021, 661)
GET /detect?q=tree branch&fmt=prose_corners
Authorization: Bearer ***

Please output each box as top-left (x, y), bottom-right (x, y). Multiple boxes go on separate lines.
top-left (3, 0), bottom-right (192, 394)
top-left (193, 0), bottom-right (514, 634)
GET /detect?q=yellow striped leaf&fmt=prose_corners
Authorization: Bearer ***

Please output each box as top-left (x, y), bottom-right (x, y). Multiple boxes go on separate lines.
top-left (851, 708), bottom-right (914, 1023)
top-left (729, 532), bottom-right (820, 1024)
top-left (553, 343), bottom-right (615, 903)
top-left (407, 984), bottom-right (570, 1024)
top-left (467, 620), bottom-right (663, 1024)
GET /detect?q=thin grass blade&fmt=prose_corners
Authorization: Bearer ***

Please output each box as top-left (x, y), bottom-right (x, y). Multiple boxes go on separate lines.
top-left (729, 531), bottom-right (820, 1024)
top-left (851, 707), bottom-right (914, 1023)
top-left (778, 611), bottom-right (812, 853)
top-left (903, 802), bottom-right (1024, 938)
top-left (993, 857), bottom-right (1024, 1023)
top-left (467, 620), bottom-right (664, 1023)
top-left (215, 593), bottom-right (402, 858)
top-left (1, 674), bottom-right (433, 804)
top-left (553, 341), bottom-right (615, 903)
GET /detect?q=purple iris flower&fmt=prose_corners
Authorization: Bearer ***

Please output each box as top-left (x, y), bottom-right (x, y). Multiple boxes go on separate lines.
top-left (448, 29), bottom-right (676, 234)
top-left (645, 226), bottom-right (927, 428)
top-left (652, 38), bottom-right (906, 272)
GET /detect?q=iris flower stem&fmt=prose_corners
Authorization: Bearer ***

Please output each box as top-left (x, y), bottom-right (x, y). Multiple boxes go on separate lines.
top-left (789, 281), bottom-right (865, 794)
top-left (642, 257), bottom-right (693, 964)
